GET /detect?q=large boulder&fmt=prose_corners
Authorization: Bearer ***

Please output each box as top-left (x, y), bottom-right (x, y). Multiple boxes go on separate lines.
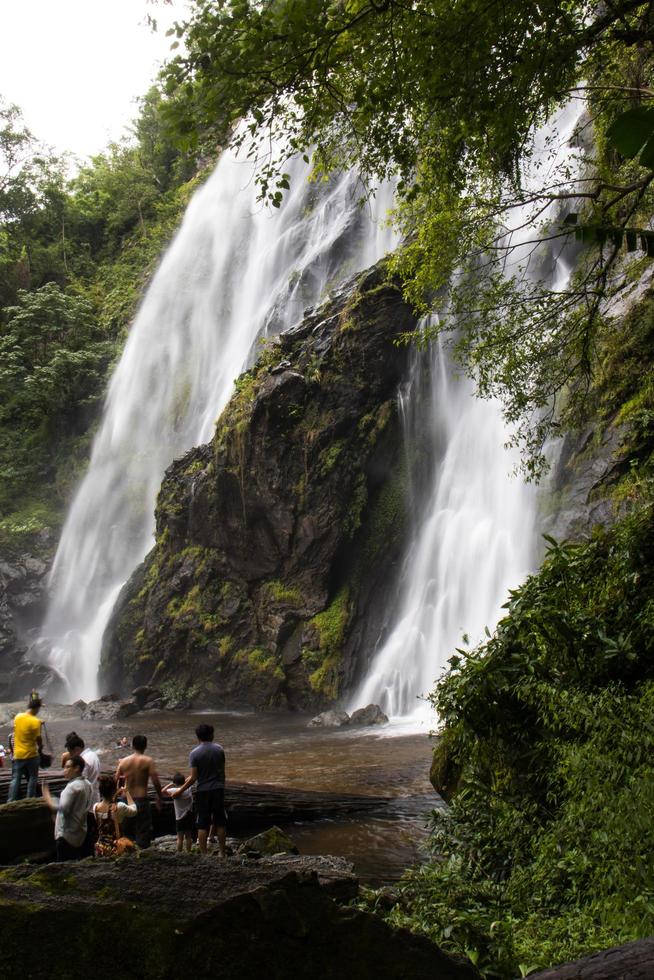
top-left (529, 937), bottom-right (654, 978)
top-left (0, 853), bottom-right (481, 980)
top-left (100, 264), bottom-right (418, 711)
top-left (0, 798), bottom-right (55, 863)
top-left (0, 656), bottom-right (63, 702)
top-left (309, 710), bottom-right (351, 728)
top-left (81, 694), bottom-right (138, 720)
top-left (349, 703), bottom-right (389, 726)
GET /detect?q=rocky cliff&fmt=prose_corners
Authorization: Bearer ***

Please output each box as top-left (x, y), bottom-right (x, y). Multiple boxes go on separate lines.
top-left (542, 283), bottom-right (654, 542)
top-left (100, 264), bottom-right (418, 709)
top-left (0, 538), bottom-right (58, 700)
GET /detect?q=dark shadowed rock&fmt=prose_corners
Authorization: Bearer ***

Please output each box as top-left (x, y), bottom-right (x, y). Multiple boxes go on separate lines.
top-left (132, 685), bottom-right (163, 708)
top-left (239, 825), bottom-right (299, 857)
top-left (309, 709), bottom-right (351, 728)
top-left (0, 798), bottom-right (55, 863)
top-left (349, 703), bottom-right (389, 726)
top-left (0, 656), bottom-right (63, 702)
top-left (100, 264), bottom-right (418, 711)
top-left (0, 552), bottom-right (52, 679)
top-left (0, 853), bottom-right (482, 980)
top-left (529, 937), bottom-right (654, 978)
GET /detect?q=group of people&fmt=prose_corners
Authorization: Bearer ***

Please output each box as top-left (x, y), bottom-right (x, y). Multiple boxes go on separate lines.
top-left (5, 693), bottom-right (227, 862)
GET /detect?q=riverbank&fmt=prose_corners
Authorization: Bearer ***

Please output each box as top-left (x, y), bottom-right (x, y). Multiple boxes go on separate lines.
top-left (0, 703), bottom-right (437, 881)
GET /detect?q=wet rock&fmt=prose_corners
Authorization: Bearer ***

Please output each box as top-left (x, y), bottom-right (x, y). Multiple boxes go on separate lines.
top-left (309, 709), bottom-right (351, 728)
top-left (0, 657), bottom-right (63, 702)
top-left (0, 552), bottom-right (51, 673)
top-left (0, 798), bottom-right (55, 863)
top-left (0, 852), bottom-right (481, 979)
top-left (167, 697), bottom-right (194, 711)
top-left (430, 738), bottom-right (461, 804)
top-left (71, 698), bottom-right (87, 713)
top-left (81, 696), bottom-right (138, 720)
top-left (529, 937), bottom-right (654, 978)
top-left (349, 703), bottom-right (389, 726)
top-left (101, 264), bottom-right (417, 712)
top-left (132, 685), bottom-right (163, 709)
top-left (141, 697), bottom-right (166, 711)
top-left (239, 825), bottom-right (300, 857)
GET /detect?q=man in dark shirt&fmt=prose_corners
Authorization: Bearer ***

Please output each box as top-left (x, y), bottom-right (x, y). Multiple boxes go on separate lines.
top-left (174, 723), bottom-right (226, 856)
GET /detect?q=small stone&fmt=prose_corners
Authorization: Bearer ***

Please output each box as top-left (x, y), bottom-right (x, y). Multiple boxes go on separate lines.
top-left (308, 709), bottom-right (350, 728)
top-left (349, 703), bottom-right (389, 726)
top-left (238, 826), bottom-right (299, 857)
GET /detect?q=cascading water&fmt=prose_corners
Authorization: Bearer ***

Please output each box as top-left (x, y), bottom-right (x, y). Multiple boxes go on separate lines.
top-left (351, 104), bottom-right (582, 721)
top-left (351, 340), bottom-right (537, 720)
top-left (40, 147), bottom-right (399, 701)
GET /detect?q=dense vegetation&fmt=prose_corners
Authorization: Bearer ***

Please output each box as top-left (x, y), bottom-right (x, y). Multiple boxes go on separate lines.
top-left (163, 0), bottom-right (654, 473)
top-left (0, 88), bottom-right (200, 551)
top-left (3, 1), bottom-right (654, 974)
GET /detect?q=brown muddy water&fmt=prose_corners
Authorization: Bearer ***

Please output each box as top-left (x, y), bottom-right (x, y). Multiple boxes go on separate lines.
top-left (3, 708), bottom-right (441, 883)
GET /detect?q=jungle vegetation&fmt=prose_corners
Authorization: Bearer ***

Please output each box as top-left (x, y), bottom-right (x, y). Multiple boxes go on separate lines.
top-left (0, 87), bottom-right (199, 548)
top-left (162, 0), bottom-right (654, 474)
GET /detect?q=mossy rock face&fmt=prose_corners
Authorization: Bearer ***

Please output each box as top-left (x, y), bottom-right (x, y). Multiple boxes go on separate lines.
top-left (429, 737), bottom-right (462, 804)
top-left (0, 852), bottom-right (481, 980)
top-left (101, 264), bottom-right (417, 709)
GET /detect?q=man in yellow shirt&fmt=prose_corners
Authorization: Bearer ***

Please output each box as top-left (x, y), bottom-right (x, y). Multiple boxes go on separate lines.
top-left (8, 694), bottom-right (43, 801)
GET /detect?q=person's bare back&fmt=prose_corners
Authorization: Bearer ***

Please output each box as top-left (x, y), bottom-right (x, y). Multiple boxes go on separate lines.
top-left (117, 752), bottom-right (155, 799)
top-left (116, 736), bottom-right (162, 801)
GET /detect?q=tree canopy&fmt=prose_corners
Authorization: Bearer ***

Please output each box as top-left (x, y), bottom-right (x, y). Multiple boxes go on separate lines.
top-left (163, 0), bottom-right (654, 473)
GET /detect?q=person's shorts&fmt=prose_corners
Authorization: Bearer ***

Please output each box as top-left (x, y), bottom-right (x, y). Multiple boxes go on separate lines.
top-left (195, 788), bottom-right (227, 831)
top-left (124, 798), bottom-right (153, 849)
top-left (175, 810), bottom-right (194, 833)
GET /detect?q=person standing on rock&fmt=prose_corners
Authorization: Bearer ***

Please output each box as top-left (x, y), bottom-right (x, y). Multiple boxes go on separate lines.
top-left (62, 732), bottom-right (101, 805)
top-left (7, 693), bottom-right (43, 801)
top-left (116, 734), bottom-right (163, 848)
top-left (41, 755), bottom-right (93, 861)
top-left (172, 723), bottom-right (226, 858)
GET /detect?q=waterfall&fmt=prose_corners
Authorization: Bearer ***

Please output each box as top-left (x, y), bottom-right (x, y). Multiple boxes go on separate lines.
top-left (40, 148), bottom-right (398, 701)
top-left (351, 341), bottom-right (536, 720)
top-left (350, 103), bottom-right (582, 720)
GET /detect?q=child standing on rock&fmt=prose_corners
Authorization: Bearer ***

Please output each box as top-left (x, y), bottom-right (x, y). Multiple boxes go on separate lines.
top-left (163, 771), bottom-right (194, 853)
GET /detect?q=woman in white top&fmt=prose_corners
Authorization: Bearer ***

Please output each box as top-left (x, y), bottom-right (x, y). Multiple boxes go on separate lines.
top-left (93, 774), bottom-right (137, 856)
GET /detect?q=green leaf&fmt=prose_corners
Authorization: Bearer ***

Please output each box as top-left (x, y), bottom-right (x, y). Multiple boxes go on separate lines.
top-left (606, 107), bottom-right (654, 159)
top-left (639, 134), bottom-right (654, 170)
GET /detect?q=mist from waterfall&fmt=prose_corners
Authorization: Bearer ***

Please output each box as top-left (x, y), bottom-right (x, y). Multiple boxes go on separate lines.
top-left (40, 149), bottom-right (398, 701)
top-left (350, 103), bottom-right (582, 721)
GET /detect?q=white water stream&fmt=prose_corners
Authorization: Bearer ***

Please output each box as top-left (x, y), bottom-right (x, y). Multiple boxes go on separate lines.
top-left (40, 149), bottom-right (398, 701)
top-left (350, 103), bottom-right (582, 722)
top-left (40, 105), bottom-right (581, 712)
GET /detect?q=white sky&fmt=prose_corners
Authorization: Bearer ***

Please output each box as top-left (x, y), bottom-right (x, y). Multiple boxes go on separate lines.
top-left (0, 0), bottom-right (191, 161)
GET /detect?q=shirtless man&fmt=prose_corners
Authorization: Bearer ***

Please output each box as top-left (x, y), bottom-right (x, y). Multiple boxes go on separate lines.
top-left (116, 735), bottom-right (163, 848)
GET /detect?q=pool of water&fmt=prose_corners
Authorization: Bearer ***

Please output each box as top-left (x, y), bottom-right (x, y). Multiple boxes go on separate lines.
top-left (3, 707), bottom-right (441, 882)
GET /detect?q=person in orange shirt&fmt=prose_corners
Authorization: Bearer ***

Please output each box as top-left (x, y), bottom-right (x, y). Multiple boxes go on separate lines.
top-left (8, 694), bottom-right (43, 801)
